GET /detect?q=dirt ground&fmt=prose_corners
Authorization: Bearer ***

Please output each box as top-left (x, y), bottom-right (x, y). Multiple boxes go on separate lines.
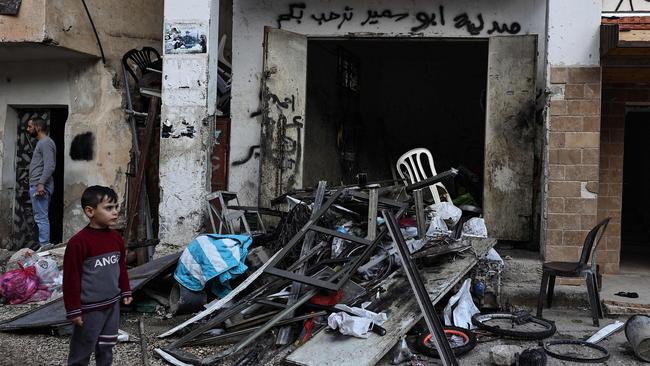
top-left (0, 301), bottom-right (645, 366)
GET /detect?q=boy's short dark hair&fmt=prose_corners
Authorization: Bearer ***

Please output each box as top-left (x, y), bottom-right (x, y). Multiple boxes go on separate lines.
top-left (29, 118), bottom-right (48, 133)
top-left (81, 185), bottom-right (118, 209)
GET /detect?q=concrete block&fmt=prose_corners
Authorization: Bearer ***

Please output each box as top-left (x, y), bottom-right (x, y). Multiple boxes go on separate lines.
top-left (490, 345), bottom-right (523, 366)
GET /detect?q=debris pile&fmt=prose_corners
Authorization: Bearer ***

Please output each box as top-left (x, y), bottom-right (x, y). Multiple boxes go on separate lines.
top-left (0, 169), bottom-right (647, 366)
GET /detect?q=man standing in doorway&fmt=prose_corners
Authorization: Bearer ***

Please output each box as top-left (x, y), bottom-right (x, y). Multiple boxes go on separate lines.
top-left (26, 118), bottom-right (56, 248)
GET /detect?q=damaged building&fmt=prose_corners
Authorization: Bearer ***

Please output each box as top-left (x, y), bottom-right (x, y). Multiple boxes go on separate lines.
top-left (0, 0), bottom-right (163, 247)
top-left (2, 0), bottom-right (642, 274)
top-left (2, 0), bottom-right (650, 365)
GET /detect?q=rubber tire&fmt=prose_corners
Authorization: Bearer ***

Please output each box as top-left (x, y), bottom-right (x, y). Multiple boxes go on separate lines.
top-left (471, 313), bottom-right (556, 340)
top-left (543, 339), bottom-right (610, 363)
top-left (414, 326), bottom-right (477, 358)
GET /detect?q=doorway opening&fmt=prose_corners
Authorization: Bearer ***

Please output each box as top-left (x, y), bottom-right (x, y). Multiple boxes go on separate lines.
top-left (11, 107), bottom-right (67, 249)
top-left (620, 110), bottom-right (650, 273)
top-left (303, 39), bottom-right (488, 204)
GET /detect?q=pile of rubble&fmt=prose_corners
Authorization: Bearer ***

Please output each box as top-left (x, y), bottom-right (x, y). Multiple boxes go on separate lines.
top-left (0, 170), bottom-right (647, 366)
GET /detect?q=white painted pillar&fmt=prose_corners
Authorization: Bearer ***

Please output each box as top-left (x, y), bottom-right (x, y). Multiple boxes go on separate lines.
top-left (159, 0), bottom-right (219, 246)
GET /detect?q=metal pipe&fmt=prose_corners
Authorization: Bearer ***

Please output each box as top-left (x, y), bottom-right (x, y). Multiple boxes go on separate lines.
top-left (80, 0), bottom-right (106, 64)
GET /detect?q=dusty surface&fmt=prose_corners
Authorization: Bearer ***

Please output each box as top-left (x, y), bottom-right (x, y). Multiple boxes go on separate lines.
top-left (0, 301), bottom-right (645, 366)
top-left (0, 303), bottom-right (196, 366)
top-left (0, 245), bottom-right (646, 365)
top-left (375, 307), bottom-right (643, 366)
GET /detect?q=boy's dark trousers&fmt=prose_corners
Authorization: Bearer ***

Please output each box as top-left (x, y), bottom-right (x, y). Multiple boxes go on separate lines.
top-left (68, 301), bottom-right (120, 366)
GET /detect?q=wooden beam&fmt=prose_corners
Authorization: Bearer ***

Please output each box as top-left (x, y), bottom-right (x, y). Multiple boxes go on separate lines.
top-left (603, 67), bottom-right (650, 84)
top-left (126, 96), bottom-right (159, 252)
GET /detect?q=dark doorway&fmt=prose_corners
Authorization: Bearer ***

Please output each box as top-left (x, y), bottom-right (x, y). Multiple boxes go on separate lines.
top-left (620, 111), bottom-right (650, 272)
top-left (303, 39), bottom-right (488, 203)
top-left (13, 107), bottom-right (66, 249)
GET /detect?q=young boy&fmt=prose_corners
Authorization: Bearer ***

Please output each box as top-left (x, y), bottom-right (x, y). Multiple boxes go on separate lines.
top-left (63, 186), bottom-right (132, 366)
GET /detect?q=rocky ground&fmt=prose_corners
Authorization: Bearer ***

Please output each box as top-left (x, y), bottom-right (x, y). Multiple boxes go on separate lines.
top-left (0, 303), bottom-right (644, 365)
top-left (0, 245), bottom-right (646, 365)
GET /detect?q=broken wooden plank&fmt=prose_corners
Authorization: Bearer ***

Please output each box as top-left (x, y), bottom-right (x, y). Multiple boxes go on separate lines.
top-left (285, 237), bottom-right (495, 366)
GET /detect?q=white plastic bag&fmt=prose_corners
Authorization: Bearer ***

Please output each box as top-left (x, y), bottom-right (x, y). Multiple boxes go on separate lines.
top-left (426, 216), bottom-right (449, 238)
top-left (327, 303), bottom-right (387, 338)
top-left (484, 248), bottom-right (503, 264)
top-left (443, 278), bottom-right (479, 329)
top-left (7, 249), bottom-right (39, 271)
top-left (462, 217), bottom-right (488, 238)
top-left (391, 336), bottom-right (413, 364)
top-left (34, 257), bottom-right (62, 291)
top-left (428, 202), bottom-right (462, 227)
top-left (334, 303), bottom-right (388, 325)
top-left (327, 312), bottom-right (373, 338)
top-left (400, 227), bottom-right (418, 239)
top-left (406, 238), bottom-right (426, 254)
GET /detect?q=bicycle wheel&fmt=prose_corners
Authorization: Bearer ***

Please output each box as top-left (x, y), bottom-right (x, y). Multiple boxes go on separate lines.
top-left (471, 312), bottom-right (556, 340)
top-left (544, 339), bottom-right (610, 363)
top-left (415, 326), bottom-right (478, 357)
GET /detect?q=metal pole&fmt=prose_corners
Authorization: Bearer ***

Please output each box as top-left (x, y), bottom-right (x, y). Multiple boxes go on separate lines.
top-left (382, 209), bottom-right (458, 366)
top-left (414, 188), bottom-right (426, 240)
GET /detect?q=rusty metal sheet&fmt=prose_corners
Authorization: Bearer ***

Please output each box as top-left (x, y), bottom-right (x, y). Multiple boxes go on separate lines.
top-left (0, 0), bottom-right (21, 15)
top-left (483, 35), bottom-right (537, 241)
top-left (0, 253), bottom-right (180, 331)
top-left (259, 27), bottom-right (307, 206)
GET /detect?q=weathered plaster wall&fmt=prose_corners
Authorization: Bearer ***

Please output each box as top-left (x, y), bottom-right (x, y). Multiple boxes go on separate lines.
top-left (158, 0), bottom-right (216, 248)
top-left (0, 0), bottom-right (46, 42)
top-left (1, 0), bottom-right (163, 60)
top-left (230, 0), bottom-right (547, 205)
top-left (546, 0), bottom-right (601, 67)
top-left (45, 0), bottom-right (163, 62)
top-left (0, 60), bottom-right (130, 244)
top-left (0, 0), bottom-right (163, 247)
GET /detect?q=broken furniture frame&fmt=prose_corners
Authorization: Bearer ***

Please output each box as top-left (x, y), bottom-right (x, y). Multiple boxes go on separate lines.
top-left (277, 181), bottom-right (328, 345)
top-left (262, 188), bottom-right (408, 292)
top-left (383, 209), bottom-right (458, 366)
top-left (207, 191), bottom-right (267, 236)
top-left (159, 186), bottom-right (408, 365)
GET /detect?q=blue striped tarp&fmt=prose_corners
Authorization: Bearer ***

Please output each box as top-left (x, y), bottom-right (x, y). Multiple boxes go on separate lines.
top-left (174, 234), bottom-right (252, 297)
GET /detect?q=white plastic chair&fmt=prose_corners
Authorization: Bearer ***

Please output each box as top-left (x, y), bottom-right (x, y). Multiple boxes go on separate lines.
top-left (396, 148), bottom-right (452, 204)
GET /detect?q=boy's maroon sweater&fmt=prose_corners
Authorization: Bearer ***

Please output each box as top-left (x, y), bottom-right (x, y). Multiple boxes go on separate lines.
top-left (63, 226), bottom-right (131, 319)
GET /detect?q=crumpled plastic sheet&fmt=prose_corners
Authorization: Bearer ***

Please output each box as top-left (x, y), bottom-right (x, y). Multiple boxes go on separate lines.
top-left (34, 257), bottom-right (62, 293)
top-left (391, 336), bottom-right (413, 364)
top-left (484, 248), bottom-right (503, 264)
top-left (400, 226), bottom-right (419, 240)
top-left (462, 217), bottom-right (488, 238)
top-left (426, 216), bottom-right (450, 238)
top-left (327, 303), bottom-right (388, 338)
top-left (443, 278), bottom-right (480, 329)
top-left (406, 238), bottom-right (426, 254)
top-left (428, 202), bottom-right (462, 227)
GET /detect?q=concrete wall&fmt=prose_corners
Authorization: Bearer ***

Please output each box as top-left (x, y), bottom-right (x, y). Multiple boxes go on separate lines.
top-left (158, 0), bottom-right (217, 248)
top-left (543, 0), bottom-right (602, 269)
top-left (230, 0), bottom-right (547, 205)
top-left (1, 0), bottom-right (163, 60)
top-left (0, 0), bottom-right (163, 246)
top-left (0, 60), bottom-right (129, 243)
top-left (0, 0), bottom-right (46, 42)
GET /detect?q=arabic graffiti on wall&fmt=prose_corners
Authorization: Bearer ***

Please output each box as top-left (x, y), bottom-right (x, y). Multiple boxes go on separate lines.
top-left (277, 3), bottom-right (521, 35)
top-left (265, 92), bottom-right (304, 173)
